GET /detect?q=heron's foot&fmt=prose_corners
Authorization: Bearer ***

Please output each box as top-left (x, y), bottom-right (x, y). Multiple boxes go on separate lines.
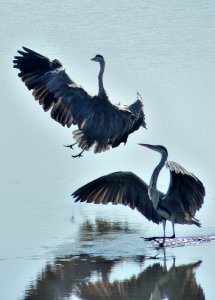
top-left (143, 237), bottom-right (165, 247)
top-left (64, 143), bottom-right (77, 150)
top-left (148, 253), bottom-right (160, 260)
top-left (144, 237), bottom-right (161, 242)
top-left (143, 234), bottom-right (175, 242)
top-left (158, 242), bottom-right (165, 248)
top-left (72, 150), bottom-right (85, 158)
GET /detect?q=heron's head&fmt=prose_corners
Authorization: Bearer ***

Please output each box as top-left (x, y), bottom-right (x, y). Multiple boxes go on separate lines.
top-left (91, 54), bottom-right (104, 63)
top-left (139, 144), bottom-right (168, 156)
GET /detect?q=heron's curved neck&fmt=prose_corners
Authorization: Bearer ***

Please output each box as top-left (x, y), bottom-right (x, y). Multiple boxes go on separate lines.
top-left (98, 60), bottom-right (106, 97)
top-left (149, 151), bottom-right (168, 198)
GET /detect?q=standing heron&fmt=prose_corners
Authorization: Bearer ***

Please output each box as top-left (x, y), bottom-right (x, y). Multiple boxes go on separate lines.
top-left (13, 47), bottom-right (146, 157)
top-left (72, 144), bottom-right (205, 246)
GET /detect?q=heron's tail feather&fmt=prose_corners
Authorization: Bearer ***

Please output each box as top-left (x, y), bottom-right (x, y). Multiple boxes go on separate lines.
top-left (72, 129), bottom-right (111, 153)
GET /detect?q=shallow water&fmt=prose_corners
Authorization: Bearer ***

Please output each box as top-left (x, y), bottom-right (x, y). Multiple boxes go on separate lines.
top-left (1, 1), bottom-right (215, 299)
top-left (20, 218), bottom-right (215, 300)
top-left (22, 249), bottom-right (205, 300)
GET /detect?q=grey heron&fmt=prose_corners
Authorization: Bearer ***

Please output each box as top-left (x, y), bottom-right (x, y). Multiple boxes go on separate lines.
top-left (72, 144), bottom-right (205, 246)
top-left (13, 47), bottom-right (146, 157)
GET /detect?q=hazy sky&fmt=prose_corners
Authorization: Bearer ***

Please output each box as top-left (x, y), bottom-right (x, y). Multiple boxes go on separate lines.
top-left (0, 1), bottom-right (215, 298)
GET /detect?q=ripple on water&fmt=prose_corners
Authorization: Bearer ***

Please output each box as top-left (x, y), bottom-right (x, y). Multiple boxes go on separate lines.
top-left (148, 234), bottom-right (215, 248)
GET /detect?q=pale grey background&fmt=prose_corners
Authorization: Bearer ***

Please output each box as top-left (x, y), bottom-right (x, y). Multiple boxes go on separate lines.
top-left (0, 1), bottom-right (215, 299)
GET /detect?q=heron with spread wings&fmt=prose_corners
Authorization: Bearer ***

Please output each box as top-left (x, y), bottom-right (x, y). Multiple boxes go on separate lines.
top-left (13, 47), bottom-right (146, 157)
top-left (72, 144), bottom-right (205, 247)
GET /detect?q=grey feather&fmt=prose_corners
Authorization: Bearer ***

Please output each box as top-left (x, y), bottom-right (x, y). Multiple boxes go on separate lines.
top-left (72, 171), bottom-right (162, 224)
top-left (13, 47), bottom-right (146, 154)
top-left (163, 161), bottom-right (205, 218)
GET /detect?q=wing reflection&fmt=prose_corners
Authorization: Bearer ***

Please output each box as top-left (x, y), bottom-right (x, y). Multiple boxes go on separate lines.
top-left (23, 254), bottom-right (204, 300)
top-left (78, 219), bottom-right (134, 242)
top-left (150, 259), bottom-right (204, 300)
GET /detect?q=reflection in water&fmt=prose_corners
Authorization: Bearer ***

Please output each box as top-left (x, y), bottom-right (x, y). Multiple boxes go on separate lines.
top-left (23, 254), bottom-right (204, 300)
top-left (78, 219), bottom-right (134, 241)
top-left (147, 259), bottom-right (204, 300)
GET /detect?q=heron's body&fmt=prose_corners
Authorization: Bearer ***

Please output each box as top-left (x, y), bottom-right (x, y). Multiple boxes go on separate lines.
top-left (72, 144), bottom-right (205, 246)
top-left (13, 48), bottom-right (146, 157)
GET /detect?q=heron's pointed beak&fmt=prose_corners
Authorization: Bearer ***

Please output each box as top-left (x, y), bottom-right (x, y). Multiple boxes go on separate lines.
top-left (138, 143), bottom-right (155, 150)
top-left (91, 57), bottom-right (96, 61)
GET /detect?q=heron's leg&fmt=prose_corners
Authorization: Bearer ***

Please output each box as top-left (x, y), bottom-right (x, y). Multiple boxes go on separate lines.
top-left (64, 143), bottom-right (77, 149)
top-left (72, 149), bottom-right (85, 158)
top-left (159, 220), bottom-right (166, 248)
top-left (162, 247), bottom-right (167, 269)
top-left (144, 220), bottom-right (175, 246)
top-left (144, 219), bottom-right (165, 242)
top-left (171, 221), bottom-right (175, 238)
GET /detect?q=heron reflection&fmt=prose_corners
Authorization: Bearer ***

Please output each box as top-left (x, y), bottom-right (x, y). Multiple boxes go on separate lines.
top-left (23, 254), bottom-right (204, 300)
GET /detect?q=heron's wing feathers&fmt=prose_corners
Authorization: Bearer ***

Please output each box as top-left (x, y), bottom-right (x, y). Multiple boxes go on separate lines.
top-left (104, 94), bottom-right (146, 150)
top-left (14, 47), bottom-right (146, 152)
top-left (77, 97), bottom-right (146, 153)
top-left (13, 47), bottom-right (93, 128)
top-left (128, 93), bottom-right (146, 125)
top-left (164, 161), bottom-right (205, 216)
top-left (72, 171), bottom-right (162, 224)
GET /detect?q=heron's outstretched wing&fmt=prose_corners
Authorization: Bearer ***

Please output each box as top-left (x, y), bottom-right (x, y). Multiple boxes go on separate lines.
top-left (13, 47), bottom-right (93, 128)
top-left (13, 47), bottom-right (146, 153)
top-left (164, 161), bottom-right (205, 217)
top-left (72, 171), bottom-right (162, 224)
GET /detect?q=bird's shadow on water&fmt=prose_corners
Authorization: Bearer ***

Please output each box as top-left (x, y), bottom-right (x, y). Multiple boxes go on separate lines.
top-left (21, 218), bottom-right (208, 300)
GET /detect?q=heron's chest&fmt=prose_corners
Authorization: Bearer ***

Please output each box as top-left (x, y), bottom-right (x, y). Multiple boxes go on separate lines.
top-left (157, 205), bottom-right (172, 221)
top-left (150, 192), bottom-right (160, 211)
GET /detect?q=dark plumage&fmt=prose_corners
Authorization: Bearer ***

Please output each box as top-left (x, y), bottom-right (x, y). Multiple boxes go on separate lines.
top-left (13, 47), bottom-right (146, 156)
top-left (73, 171), bottom-right (162, 224)
top-left (72, 144), bottom-right (205, 246)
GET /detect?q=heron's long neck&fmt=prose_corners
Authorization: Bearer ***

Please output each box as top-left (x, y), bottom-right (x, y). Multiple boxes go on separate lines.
top-left (149, 151), bottom-right (168, 199)
top-left (98, 60), bottom-right (106, 97)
